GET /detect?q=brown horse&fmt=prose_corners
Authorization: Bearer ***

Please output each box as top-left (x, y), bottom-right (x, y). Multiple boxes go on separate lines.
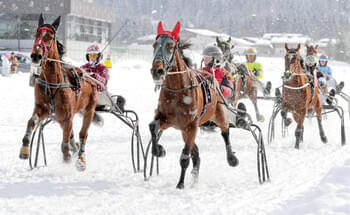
top-left (215, 37), bottom-right (264, 122)
top-left (232, 64), bottom-right (264, 122)
top-left (150, 21), bottom-right (238, 189)
top-left (19, 14), bottom-right (98, 170)
top-left (282, 44), bottom-right (327, 149)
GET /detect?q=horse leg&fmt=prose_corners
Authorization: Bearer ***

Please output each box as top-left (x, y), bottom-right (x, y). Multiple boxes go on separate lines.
top-left (281, 107), bottom-right (292, 127)
top-left (75, 107), bottom-right (94, 171)
top-left (250, 89), bottom-right (264, 122)
top-left (190, 143), bottom-right (200, 184)
top-left (293, 111), bottom-right (305, 149)
top-left (69, 132), bottom-right (79, 154)
top-left (149, 117), bottom-right (170, 157)
top-left (177, 125), bottom-right (198, 189)
top-left (221, 129), bottom-right (239, 166)
top-left (20, 106), bottom-right (47, 159)
top-left (59, 119), bottom-right (74, 162)
top-left (315, 100), bottom-right (328, 143)
top-left (214, 104), bottom-right (239, 167)
top-left (232, 77), bottom-right (241, 107)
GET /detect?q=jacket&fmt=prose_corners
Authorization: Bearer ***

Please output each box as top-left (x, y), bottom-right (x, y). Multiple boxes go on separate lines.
top-left (201, 66), bottom-right (232, 97)
top-left (81, 63), bottom-right (109, 91)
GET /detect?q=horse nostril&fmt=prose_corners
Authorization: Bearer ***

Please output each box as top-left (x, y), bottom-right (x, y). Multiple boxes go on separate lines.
top-left (30, 53), bottom-right (42, 63)
top-left (157, 69), bottom-right (165, 76)
top-left (151, 68), bottom-right (165, 77)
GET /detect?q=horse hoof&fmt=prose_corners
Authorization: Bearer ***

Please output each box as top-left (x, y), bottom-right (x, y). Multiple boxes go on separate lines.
top-left (19, 146), bottom-right (30, 160)
top-left (63, 153), bottom-right (72, 163)
top-left (258, 115), bottom-right (265, 122)
top-left (176, 183), bottom-right (184, 189)
top-left (227, 153), bottom-right (239, 167)
top-left (321, 136), bottom-right (328, 144)
top-left (152, 144), bottom-right (166, 158)
top-left (75, 156), bottom-right (86, 171)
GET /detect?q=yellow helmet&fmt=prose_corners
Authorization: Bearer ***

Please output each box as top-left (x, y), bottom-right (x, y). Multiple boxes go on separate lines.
top-left (245, 47), bottom-right (257, 56)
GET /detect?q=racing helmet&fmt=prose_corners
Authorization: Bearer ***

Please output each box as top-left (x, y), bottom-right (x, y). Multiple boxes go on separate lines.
top-left (245, 47), bottom-right (257, 62)
top-left (202, 45), bottom-right (223, 66)
top-left (86, 44), bottom-right (102, 63)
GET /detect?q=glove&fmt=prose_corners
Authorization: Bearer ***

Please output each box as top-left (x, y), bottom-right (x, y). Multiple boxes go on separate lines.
top-left (318, 78), bottom-right (326, 88)
top-left (253, 69), bottom-right (260, 77)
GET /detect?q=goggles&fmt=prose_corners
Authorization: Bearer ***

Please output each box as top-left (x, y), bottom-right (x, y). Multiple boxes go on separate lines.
top-left (88, 53), bottom-right (98, 58)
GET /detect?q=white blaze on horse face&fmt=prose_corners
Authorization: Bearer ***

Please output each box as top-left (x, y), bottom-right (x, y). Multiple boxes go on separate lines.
top-left (183, 96), bottom-right (192, 104)
top-left (153, 79), bottom-right (163, 86)
top-left (189, 109), bottom-right (198, 116)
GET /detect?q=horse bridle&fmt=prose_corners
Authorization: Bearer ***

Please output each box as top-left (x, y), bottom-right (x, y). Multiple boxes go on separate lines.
top-left (283, 50), bottom-right (310, 90)
top-left (151, 35), bottom-right (204, 93)
top-left (152, 35), bottom-right (178, 76)
top-left (217, 42), bottom-right (232, 62)
top-left (33, 26), bottom-right (56, 61)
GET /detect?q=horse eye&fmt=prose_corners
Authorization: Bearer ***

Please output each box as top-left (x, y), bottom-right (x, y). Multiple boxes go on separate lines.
top-left (167, 43), bottom-right (174, 52)
top-left (153, 42), bottom-right (157, 49)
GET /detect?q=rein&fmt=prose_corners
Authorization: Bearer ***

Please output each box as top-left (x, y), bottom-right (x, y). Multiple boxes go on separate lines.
top-left (161, 69), bottom-right (202, 93)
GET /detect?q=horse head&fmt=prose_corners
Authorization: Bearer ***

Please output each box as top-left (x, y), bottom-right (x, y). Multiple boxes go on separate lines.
top-left (216, 36), bottom-right (234, 63)
top-left (285, 43), bottom-right (301, 73)
top-left (150, 21), bottom-right (181, 86)
top-left (305, 44), bottom-right (319, 68)
top-left (31, 14), bottom-right (60, 65)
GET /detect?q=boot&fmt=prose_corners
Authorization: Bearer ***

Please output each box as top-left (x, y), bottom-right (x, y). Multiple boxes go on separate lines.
top-left (275, 88), bottom-right (282, 104)
top-left (264, 81), bottom-right (272, 96)
top-left (336, 81), bottom-right (344, 93)
top-left (95, 105), bottom-right (106, 112)
top-left (237, 102), bottom-right (247, 118)
top-left (326, 89), bottom-right (335, 105)
top-left (236, 103), bottom-right (248, 128)
top-left (116, 96), bottom-right (126, 113)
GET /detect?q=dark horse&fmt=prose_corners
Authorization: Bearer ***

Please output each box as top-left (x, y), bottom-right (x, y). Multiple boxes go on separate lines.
top-left (19, 14), bottom-right (98, 170)
top-left (150, 21), bottom-right (238, 189)
top-left (305, 44), bottom-right (328, 96)
top-left (216, 36), bottom-right (238, 80)
top-left (216, 37), bottom-right (263, 122)
top-left (282, 44), bottom-right (327, 149)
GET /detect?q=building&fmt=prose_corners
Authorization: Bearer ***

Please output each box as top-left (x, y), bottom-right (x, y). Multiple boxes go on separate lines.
top-left (181, 28), bottom-right (254, 53)
top-left (0, 0), bottom-right (116, 59)
top-left (262, 33), bottom-right (312, 56)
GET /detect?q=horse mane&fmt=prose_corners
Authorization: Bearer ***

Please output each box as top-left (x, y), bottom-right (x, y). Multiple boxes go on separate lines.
top-left (56, 40), bottom-right (65, 59)
top-left (177, 38), bottom-right (193, 68)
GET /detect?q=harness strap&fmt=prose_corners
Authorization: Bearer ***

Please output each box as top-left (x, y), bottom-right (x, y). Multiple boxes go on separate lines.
top-left (35, 78), bottom-right (75, 89)
top-left (283, 83), bottom-right (310, 90)
top-left (161, 83), bottom-right (201, 93)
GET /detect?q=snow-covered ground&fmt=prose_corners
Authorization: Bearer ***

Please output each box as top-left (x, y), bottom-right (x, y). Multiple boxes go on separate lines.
top-left (0, 56), bottom-right (350, 215)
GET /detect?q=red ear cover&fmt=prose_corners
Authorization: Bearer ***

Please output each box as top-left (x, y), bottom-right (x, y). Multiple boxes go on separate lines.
top-left (157, 21), bottom-right (165, 36)
top-left (171, 21), bottom-right (181, 43)
top-left (156, 21), bottom-right (181, 43)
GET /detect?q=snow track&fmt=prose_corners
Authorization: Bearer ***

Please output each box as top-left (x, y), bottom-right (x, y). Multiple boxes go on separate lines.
top-left (0, 57), bottom-right (349, 214)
